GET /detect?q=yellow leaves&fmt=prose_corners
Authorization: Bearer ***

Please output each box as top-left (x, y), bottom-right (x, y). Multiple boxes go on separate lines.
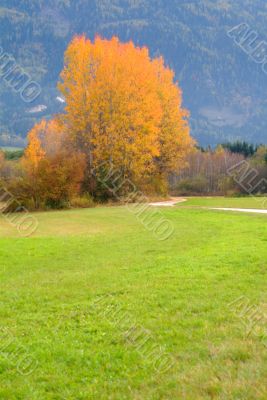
top-left (24, 120), bottom-right (46, 171)
top-left (56, 35), bottom-right (194, 185)
top-left (21, 35), bottom-right (194, 201)
top-left (24, 118), bottom-right (67, 169)
top-left (23, 118), bottom-right (86, 207)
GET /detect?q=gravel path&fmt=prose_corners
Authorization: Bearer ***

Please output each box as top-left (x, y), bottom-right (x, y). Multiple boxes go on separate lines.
top-left (149, 198), bottom-right (187, 207)
top-left (149, 198), bottom-right (267, 214)
top-left (211, 207), bottom-right (267, 214)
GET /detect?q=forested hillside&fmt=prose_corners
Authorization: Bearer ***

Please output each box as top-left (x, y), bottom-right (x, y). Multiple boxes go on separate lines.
top-left (1, 0), bottom-right (267, 146)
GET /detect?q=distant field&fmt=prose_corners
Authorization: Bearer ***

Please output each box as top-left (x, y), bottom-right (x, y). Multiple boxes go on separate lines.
top-left (0, 205), bottom-right (266, 399)
top-left (0, 147), bottom-right (23, 151)
top-left (180, 196), bottom-right (267, 210)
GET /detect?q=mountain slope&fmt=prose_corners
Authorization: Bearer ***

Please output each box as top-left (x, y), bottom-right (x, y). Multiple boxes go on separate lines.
top-left (0, 0), bottom-right (267, 146)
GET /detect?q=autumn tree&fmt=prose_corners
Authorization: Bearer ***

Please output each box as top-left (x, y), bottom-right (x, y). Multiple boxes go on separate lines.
top-left (24, 120), bottom-right (46, 172)
top-left (22, 119), bottom-right (86, 208)
top-left (58, 35), bottom-right (193, 194)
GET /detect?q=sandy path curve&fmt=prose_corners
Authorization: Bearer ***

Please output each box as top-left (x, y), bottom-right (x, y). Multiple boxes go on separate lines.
top-left (149, 197), bottom-right (187, 207)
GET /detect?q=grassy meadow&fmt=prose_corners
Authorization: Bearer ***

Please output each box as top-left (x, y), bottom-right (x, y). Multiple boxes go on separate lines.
top-left (179, 197), bottom-right (267, 210)
top-left (0, 201), bottom-right (266, 399)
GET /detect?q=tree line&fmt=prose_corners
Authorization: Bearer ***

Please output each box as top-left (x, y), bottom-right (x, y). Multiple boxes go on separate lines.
top-left (0, 36), bottom-right (193, 210)
top-left (171, 144), bottom-right (267, 195)
top-left (1, 36), bottom-right (266, 211)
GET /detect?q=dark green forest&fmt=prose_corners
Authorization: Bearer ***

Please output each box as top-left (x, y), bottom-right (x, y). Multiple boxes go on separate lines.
top-left (1, 0), bottom-right (267, 147)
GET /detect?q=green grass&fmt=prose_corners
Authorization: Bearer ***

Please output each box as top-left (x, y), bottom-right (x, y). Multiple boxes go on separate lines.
top-left (180, 196), bottom-right (267, 210)
top-left (0, 205), bottom-right (266, 399)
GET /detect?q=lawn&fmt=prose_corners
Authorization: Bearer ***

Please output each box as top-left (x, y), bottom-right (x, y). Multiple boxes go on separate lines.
top-left (0, 204), bottom-right (266, 399)
top-left (180, 196), bottom-right (267, 210)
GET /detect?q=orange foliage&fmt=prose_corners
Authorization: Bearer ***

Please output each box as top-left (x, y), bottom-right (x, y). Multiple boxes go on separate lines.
top-left (153, 57), bottom-right (193, 175)
top-left (59, 35), bottom-right (193, 184)
top-left (23, 35), bottom-right (193, 205)
top-left (23, 119), bottom-right (86, 208)
top-left (24, 120), bottom-right (46, 171)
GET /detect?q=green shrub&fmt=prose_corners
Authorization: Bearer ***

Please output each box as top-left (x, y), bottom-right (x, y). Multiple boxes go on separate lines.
top-left (45, 198), bottom-right (70, 210)
top-left (4, 150), bottom-right (24, 160)
top-left (70, 194), bottom-right (95, 209)
top-left (175, 176), bottom-right (209, 195)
